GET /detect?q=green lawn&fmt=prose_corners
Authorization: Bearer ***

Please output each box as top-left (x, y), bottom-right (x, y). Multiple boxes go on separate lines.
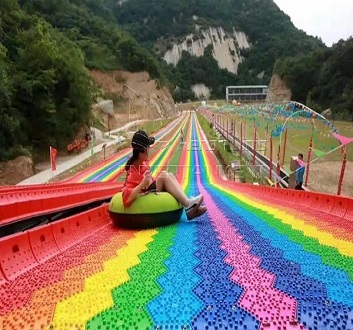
top-left (214, 107), bottom-right (353, 167)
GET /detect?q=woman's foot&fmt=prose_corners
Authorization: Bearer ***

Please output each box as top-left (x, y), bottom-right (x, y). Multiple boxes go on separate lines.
top-left (187, 205), bottom-right (207, 221)
top-left (185, 194), bottom-right (203, 212)
top-left (185, 194), bottom-right (204, 220)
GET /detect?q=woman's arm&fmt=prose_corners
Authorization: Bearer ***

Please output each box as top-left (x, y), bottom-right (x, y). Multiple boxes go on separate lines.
top-left (124, 170), bottom-right (152, 205)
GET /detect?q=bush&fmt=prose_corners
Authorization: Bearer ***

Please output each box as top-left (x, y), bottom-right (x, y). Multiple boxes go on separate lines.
top-left (6, 145), bottom-right (32, 160)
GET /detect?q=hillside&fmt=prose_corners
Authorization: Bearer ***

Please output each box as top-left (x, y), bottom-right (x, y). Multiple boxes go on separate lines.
top-left (110, 0), bottom-right (325, 100)
top-left (90, 70), bottom-right (176, 131)
top-left (2, 0), bottom-right (349, 164)
top-left (274, 38), bottom-right (353, 121)
top-left (0, 0), bottom-right (171, 161)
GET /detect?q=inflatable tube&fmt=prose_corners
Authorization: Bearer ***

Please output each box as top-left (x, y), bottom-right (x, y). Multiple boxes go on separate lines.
top-left (109, 192), bottom-right (183, 229)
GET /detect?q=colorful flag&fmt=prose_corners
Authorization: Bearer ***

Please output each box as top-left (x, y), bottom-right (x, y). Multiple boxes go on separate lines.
top-left (332, 132), bottom-right (353, 146)
top-left (50, 146), bottom-right (57, 171)
top-left (297, 159), bottom-right (306, 168)
top-left (311, 147), bottom-right (326, 158)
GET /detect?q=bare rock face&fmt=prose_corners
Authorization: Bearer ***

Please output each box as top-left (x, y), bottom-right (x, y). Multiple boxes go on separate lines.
top-left (90, 70), bottom-right (177, 130)
top-left (0, 156), bottom-right (35, 185)
top-left (162, 27), bottom-right (251, 74)
top-left (267, 74), bottom-right (292, 102)
top-left (191, 83), bottom-right (211, 99)
top-left (321, 108), bottom-right (332, 118)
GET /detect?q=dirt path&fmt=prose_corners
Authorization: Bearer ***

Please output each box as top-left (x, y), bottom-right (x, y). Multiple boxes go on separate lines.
top-left (307, 161), bottom-right (353, 197)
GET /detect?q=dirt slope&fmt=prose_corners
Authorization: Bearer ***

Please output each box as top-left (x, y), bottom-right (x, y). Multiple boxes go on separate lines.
top-left (90, 70), bottom-right (177, 130)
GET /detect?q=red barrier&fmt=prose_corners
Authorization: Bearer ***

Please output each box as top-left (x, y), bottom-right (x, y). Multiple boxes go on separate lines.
top-left (0, 194), bottom-right (18, 224)
top-left (320, 195), bottom-right (335, 214)
top-left (0, 182), bottom-right (99, 194)
top-left (0, 205), bottom-right (110, 283)
top-left (344, 198), bottom-right (353, 221)
top-left (41, 190), bottom-right (59, 213)
top-left (1, 183), bottom-right (122, 226)
top-left (69, 213), bottom-right (91, 240)
top-left (51, 218), bottom-right (78, 252)
top-left (291, 191), bottom-right (306, 207)
top-left (28, 191), bottom-right (43, 215)
top-left (15, 191), bottom-right (34, 218)
top-left (330, 197), bottom-right (349, 218)
top-left (0, 265), bottom-right (7, 285)
top-left (310, 193), bottom-right (334, 213)
top-left (69, 205), bottom-right (110, 240)
top-left (301, 192), bottom-right (312, 208)
top-left (87, 206), bottom-right (110, 229)
top-left (0, 232), bottom-right (38, 281)
top-left (28, 224), bottom-right (59, 264)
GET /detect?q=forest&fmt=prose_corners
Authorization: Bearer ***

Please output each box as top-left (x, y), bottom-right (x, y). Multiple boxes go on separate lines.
top-left (274, 38), bottom-right (353, 120)
top-left (1, 0), bottom-right (352, 162)
top-left (0, 0), bottom-right (167, 161)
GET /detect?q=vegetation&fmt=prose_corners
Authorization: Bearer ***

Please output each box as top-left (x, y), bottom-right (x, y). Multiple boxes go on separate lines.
top-left (0, 0), bottom-right (168, 161)
top-left (172, 47), bottom-right (239, 102)
top-left (1, 0), bottom-right (351, 163)
top-left (274, 38), bottom-right (353, 121)
top-left (20, 0), bottom-right (166, 78)
top-left (196, 113), bottom-right (263, 184)
top-left (0, 1), bottom-right (92, 160)
top-left (111, 0), bottom-right (324, 100)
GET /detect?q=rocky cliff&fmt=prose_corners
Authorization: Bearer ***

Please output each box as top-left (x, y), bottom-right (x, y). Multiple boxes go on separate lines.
top-left (90, 70), bottom-right (177, 129)
top-left (266, 74), bottom-right (292, 102)
top-left (0, 156), bottom-right (34, 185)
top-left (163, 27), bottom-right (250, 74)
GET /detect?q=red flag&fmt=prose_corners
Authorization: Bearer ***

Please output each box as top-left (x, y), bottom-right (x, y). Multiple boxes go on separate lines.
top-left (50, 146), bottom-right (57, 171)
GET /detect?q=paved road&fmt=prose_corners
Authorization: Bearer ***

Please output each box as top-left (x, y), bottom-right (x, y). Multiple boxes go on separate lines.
top-left (18, 128), bottom-right (129, 186)
top-left (17, 117), bottom-right (180, 185)
top-left (18, 118), bottom-right (166, 185)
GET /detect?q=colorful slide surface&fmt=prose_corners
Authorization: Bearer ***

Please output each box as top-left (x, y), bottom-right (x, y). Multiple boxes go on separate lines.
top-left (0, 113), bottom-right (352, 329)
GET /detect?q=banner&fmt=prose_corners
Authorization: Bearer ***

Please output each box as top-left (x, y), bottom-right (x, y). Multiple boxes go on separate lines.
top-left (297, 159), bottom-right (307, 168)
top-left (50, 146), bottom-right (57, 171)
top-left (311, 147), bottom-right (326, 158)
top-left (332, 132), bottom-right (353, 147)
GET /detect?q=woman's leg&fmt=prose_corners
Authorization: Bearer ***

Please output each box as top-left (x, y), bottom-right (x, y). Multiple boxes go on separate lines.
top-left (157, 172), bottom-right (192, 200)
top-left (156, 172), bottom-right (204, 214)
top-left (156, 171), bottom-right (189, 207)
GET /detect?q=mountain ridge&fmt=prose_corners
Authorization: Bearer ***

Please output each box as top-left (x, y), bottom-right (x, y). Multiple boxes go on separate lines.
top-left (111, 0), bottom-right (325, 100)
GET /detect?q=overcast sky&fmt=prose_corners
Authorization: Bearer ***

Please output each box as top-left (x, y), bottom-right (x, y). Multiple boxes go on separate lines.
top-left (273, 0), bottom-right (353, 46)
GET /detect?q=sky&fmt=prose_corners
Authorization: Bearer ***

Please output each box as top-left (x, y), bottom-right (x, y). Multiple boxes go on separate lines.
top-left (273, 0), bottom-right (353, 46)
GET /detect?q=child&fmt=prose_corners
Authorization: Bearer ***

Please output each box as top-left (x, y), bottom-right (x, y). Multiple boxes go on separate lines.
top-left (122, 130), bottom-right (207, 220)
top-left (295, 153), bottom-right (305, 190)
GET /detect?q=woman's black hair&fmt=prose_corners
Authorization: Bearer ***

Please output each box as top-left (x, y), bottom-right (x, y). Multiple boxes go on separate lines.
top-left (125, 147), bottom-right (145, 171)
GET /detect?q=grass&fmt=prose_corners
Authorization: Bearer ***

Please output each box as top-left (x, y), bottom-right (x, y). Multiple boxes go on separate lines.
top-left (197, 113), bottom-right (263, 184)
top-left (167, 143), bottom-right (183, 175)
top-left (220, 111), bottom-right (353, 167)
top-left (136, 119), bottom-right (172, 135)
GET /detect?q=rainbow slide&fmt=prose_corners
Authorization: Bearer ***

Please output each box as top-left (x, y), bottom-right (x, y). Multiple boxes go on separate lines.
top-left (0, 113), bottom-right (352, 329)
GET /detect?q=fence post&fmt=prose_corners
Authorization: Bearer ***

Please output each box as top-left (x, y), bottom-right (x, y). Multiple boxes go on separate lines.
top-left (233, 119), bottom-right (236, 141)
top-left (276, 144), bottom-right (281, 188)
top-left (253, 127), bottom-right (257, 165)
top-left (337, 147), bottom-right (347, 195)
top-left (269, 135), bottom-right (273, 181)
top-left (240, 122), bottom-right (243, 159)
top-left (304, 136), bottom-right (313, 187)
top-left (282, 128), bottom-right (288, 167)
